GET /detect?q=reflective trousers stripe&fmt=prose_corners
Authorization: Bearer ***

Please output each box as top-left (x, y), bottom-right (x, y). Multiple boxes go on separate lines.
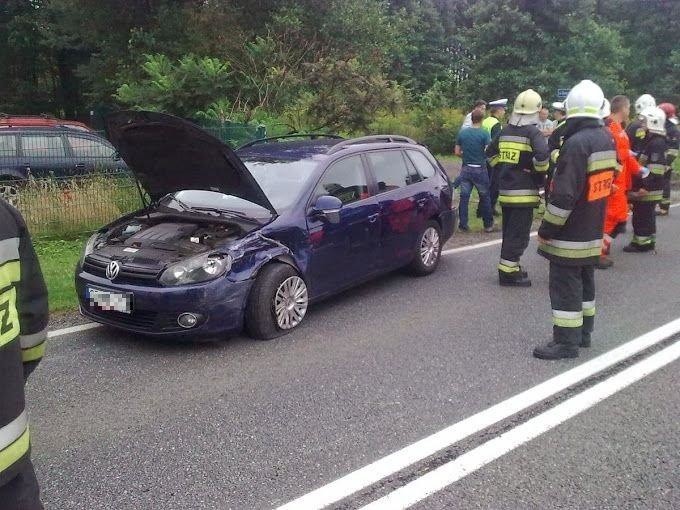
top-left (0, 427), bottom-right (30, 475)
top-left (632, 235), bottom-right (654, 246)
top-left (498, 262), bottom-right (520, 273)
top-left (582, 300), bottom-right (596, 317)
top-left (543, 210), bottom-right (567, 226)
top-left (20, 327), bottom-right (48, 362)
top-left (0, 411), bottom-right (28, 451)
top-left (629, 190), bottom-right (664, 202)
top-left (648, 163), bottom-right (666, 175)
top-left (552, 310), bottom-right (583, 328)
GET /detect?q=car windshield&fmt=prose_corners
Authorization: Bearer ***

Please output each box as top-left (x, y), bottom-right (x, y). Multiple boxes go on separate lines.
top-left (158, 157), bottom-right (320, 217)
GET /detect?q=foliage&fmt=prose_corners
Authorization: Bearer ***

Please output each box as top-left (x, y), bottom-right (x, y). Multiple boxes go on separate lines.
top-left (34, 238), bottom-right (84, 312)
top-left (1, 0), bottom-right (679, 127)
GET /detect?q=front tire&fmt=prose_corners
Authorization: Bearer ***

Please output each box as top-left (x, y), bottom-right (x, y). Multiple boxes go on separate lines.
top-left (245, 263), bottom-right (309, 340)
top-left (408, 220), bottom-right (442, 276)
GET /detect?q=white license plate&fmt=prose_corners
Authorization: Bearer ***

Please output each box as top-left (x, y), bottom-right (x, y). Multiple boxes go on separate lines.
top-left (86, 287), bottom-right (133, 314)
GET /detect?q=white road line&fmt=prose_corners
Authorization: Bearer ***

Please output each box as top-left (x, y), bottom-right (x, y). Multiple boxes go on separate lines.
top-left (48, 322), bottom-right (101, 338)
top-left (442, 232), bottom-right (537, 256)
top-left (276, 317), bottom-right (680, 510)
top-left (360, 338), bottom-right (680, 510)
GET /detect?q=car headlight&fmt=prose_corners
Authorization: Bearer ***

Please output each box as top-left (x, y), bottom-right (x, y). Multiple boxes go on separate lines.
top-left (80, 232), bottom-right (103, 263)
top-left (159, 252), bottom-right (232, 286)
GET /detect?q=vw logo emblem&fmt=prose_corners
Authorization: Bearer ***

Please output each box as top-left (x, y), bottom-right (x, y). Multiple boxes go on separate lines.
top-left (106, 261), bottom-right (120, 280)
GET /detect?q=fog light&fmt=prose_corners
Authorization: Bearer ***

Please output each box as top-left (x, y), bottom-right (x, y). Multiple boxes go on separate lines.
top-left (177, 313), bottom-right (199, 329)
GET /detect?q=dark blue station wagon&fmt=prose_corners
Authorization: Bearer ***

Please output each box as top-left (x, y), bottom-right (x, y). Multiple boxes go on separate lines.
top-left (75, 111), bottom-right (456, 339)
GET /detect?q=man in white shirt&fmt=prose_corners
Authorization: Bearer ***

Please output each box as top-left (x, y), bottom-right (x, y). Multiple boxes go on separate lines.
top-left (461, 100), bottom-right (487, 130)
top-left (536, 107), bottom-right (555, 137)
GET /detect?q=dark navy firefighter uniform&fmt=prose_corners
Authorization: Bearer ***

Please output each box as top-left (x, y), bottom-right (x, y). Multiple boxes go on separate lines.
top-left (487, 124), bottom-right (550, 283)
top-left (627, 134), bottom-right (667, 250)
top-left (538, 119), bottom-right (618, 350)
top-left (0, 199), bottom-right (49, 510)
top-left (660, 121), bottom-right (679, 212)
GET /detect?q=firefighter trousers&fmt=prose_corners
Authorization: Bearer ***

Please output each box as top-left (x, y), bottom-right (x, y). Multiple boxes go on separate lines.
top-left (0, 460), bottom-right (43, 510)
top-left (500, 207), bottom-right (534, 263)
top-left (660, 170), bottom-right (671, 211)
top-left (631, 202), bottom-right (656, 246)
top-left (549, 263), bottom-right (595, 347)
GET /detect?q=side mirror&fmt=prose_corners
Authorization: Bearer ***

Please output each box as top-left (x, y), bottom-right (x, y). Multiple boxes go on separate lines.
top-left (311, 195), bottom-right (343, 224)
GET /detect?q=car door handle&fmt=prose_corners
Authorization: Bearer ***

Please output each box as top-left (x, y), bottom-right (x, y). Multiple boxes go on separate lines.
top-left (368, 213), bottom-right (379, 223)
top-left (75, 163), bottom-right (86, 169)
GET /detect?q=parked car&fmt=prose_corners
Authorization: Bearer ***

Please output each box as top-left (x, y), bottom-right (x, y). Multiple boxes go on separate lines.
top-left (0, 114), bottom-right (92, 131)
top-left (75, 111), bottom-right (456, 340)
top-left (0, 126), bottom-right (127, 182)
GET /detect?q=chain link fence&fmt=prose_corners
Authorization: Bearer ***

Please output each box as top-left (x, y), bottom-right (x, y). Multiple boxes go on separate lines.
top-left (1, 172), bottom-right (142, 239)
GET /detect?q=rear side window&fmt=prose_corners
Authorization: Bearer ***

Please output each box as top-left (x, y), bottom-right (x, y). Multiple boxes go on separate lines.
top-left (67, 136), bottom-right (115, 158)
top-left (21, 134), bottom-right (66, 157)
top-left (366, 150), bottom-right (410, 193)
top-left (406, 150), bottom-right (437, 179)
top-left (315, 155), bottom-right (369, 205)
top-left (0, 135), bottom-right (17, 157)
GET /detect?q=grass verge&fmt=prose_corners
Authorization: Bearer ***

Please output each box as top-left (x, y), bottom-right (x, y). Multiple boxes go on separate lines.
top-left (34, 238), bottom-right (84, 312)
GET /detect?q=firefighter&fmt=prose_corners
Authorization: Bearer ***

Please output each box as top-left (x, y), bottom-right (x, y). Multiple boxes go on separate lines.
top-left (480, 98), bottom-right (507, 216)
top-left (487, 89), bottom-right (550, 286)
top-left (598, 95), bottom-right (642, 269)
top-left (624, 106), bottom-right (668, 252)
top-left (657, 102), bottom-right (679, 215)
top-left (626, 94), bottom-right (655, 157)
top-left (534, 80), bottom-right (617, 360)
top-left (546, 101), bottom-right (568, 202)
top-left (0, 198), bottom-right (49, 510)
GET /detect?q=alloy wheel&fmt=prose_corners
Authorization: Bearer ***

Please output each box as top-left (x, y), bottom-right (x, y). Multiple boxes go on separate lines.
top-left (274, 276), bottom-right (308, 330)
top-left (420, 227), bottom-right (440, 267)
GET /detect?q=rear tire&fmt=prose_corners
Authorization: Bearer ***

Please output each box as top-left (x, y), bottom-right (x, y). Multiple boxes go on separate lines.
top-left (245, 263), bottom-right (309, 340)
top-left (408, 220), bottom-right (442, 276)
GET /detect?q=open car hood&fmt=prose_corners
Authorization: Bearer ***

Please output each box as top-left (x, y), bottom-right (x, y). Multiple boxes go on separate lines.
top-left (106, 111), bottom-right (276, 215)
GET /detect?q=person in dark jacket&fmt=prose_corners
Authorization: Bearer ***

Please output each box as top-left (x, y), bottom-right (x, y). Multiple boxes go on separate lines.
top-left (487, 89), bottom-right (550, 287)
top-left (624, 106), bottom-right (668, 252)
top-left (656, 102), bottom-right (679, 215)
top-left (0, 198), bottom-right (49, 510)
top-left (626, 94), bottom-right (656, 157)
top-left (546, 102), bottom-right (567, 202)
top-left (534, 80), bottom-right (618, 360)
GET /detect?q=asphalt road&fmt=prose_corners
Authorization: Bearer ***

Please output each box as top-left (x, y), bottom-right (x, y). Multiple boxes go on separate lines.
top-left (26, 210), bottom-right (680, 510)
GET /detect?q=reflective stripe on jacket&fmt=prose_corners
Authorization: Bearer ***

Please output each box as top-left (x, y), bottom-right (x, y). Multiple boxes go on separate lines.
top-left (538, 122), bottom-right (617, 266)
top-left (0, 199), bottom-right (48, 486)
top-left (486, 124), bottom-right (550, 207)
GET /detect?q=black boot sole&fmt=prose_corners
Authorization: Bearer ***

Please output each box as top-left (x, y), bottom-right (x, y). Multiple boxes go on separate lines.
top-left (499, 279), bottom-right (532, 287)
top-left (533, 348), bottom-right (579, 360)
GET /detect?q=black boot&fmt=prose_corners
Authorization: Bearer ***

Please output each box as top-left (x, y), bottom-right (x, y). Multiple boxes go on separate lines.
top-left (581, 332), bottom-right (591, 348)
top-left (623, 242), bottom-right (654, 253)
top-left (498, 270), bottom-right (531, 287)
top-left (533, 341), bottom-right (579, 360)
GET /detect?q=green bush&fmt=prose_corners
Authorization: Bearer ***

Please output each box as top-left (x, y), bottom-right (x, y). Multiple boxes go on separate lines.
top-left (366, 107), bottom-right (465, 155)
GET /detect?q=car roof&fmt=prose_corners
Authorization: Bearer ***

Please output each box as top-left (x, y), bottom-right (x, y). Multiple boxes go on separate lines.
top-left (0, 115), bottom-right (91, 130)
top-left (237, 139), bottom-right (338, 161)
top-left (236, 137), bottom-right (424, 162)
top-left (0, 126), bottom-right (104, 136)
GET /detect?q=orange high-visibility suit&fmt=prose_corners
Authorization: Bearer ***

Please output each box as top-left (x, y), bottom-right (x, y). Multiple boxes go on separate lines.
top-left (602, 120), bottom-right (641, 254)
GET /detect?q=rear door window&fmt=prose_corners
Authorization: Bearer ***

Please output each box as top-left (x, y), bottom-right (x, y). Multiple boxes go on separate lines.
top-left (67, 135), bottom-right (116, 158)
top-left (21, 134), bottom-right (67, 158)
top-left (315, 155), bottom-right (370, 205)
top-left (366, 150), bottom-right (410, 193)
top-left (406, 149), bottom-right (437, 179)
top-left (0, 135), bottom-right (17, 157)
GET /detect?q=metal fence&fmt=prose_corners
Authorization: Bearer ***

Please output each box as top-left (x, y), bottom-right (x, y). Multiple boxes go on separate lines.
top-left (1, 172), bottom-right (142, 239)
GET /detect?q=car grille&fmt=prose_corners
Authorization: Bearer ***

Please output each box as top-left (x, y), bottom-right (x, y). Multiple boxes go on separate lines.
top-left (83, 307), bottom-right (186, 332)
top-left (83, 256), bottom-right (161, 285)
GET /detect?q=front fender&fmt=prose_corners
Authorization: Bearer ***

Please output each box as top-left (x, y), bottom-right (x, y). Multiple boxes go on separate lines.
top-left (227, 233), bottom-right (303, 283)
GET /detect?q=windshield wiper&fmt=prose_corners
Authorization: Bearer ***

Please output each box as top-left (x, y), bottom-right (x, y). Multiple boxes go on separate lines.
top-left (189, 206), bottom-right (250, 218)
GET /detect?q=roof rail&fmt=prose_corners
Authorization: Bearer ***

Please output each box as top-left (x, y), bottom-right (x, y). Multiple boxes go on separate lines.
top-left (237, 133), bottom-right (344, 150)
top-left (326, 134), bottom-right (417, 155)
